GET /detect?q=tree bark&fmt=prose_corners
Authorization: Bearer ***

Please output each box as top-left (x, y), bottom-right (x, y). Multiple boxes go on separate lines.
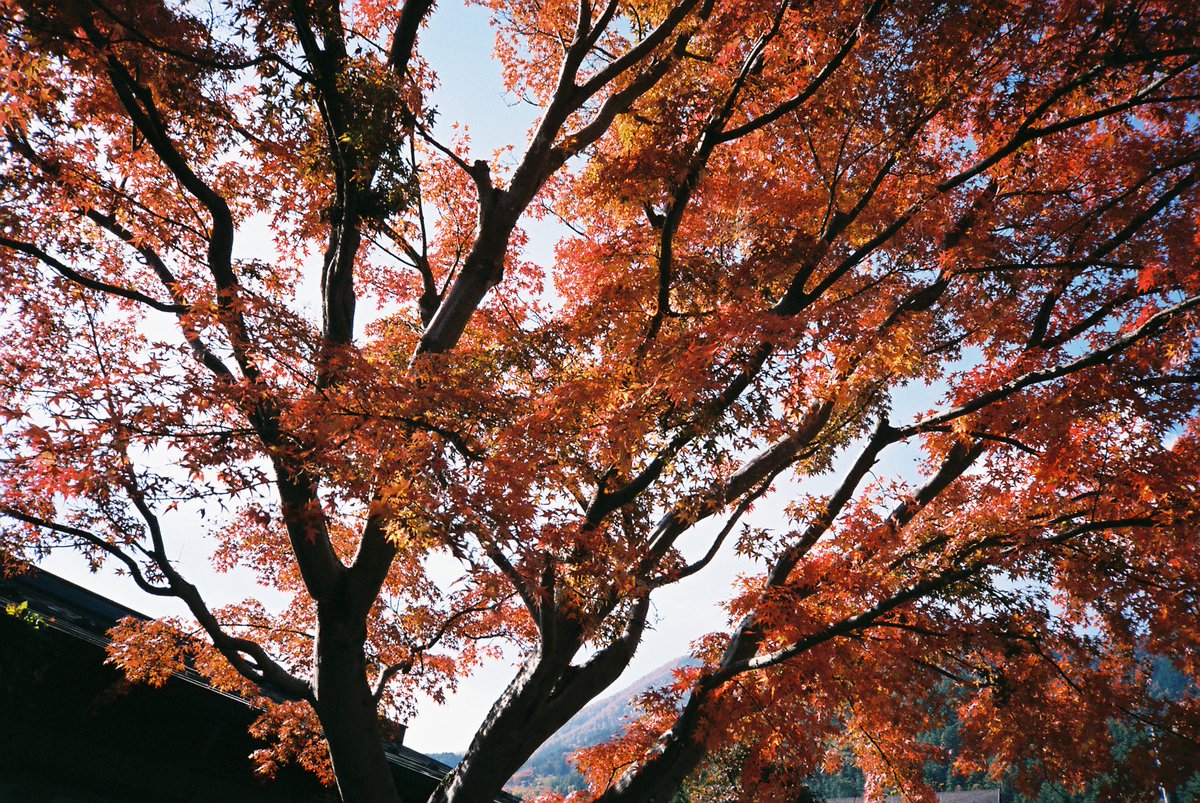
top-left (428, 652), bottom-right (578, 803)
top-left (314, 608), bottom-right (403, 803)
top-left (428, 656), bottom-right (619, 799)
top-left (591, 687), bottom-right (713, 803)
top-left (415, 189), bottom-right (514, 358)
top-left (429, 598), bottom-right (651, 803)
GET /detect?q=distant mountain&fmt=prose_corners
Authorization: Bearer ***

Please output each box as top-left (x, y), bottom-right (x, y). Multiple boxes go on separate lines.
top-left (435, 657), bottom-right (1200, 801)
top-left (427, 752), bottom-right (463, 767)
top-left (505, 657), bottom-right (699, 797)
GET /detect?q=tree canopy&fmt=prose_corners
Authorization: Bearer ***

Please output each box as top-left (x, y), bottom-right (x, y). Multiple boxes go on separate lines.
top-left (1, 0), bottom-right (1199, 801)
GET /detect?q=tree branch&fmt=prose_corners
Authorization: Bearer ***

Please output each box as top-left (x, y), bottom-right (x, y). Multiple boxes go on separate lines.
top-left (0, 234), bottom-right (185, 313)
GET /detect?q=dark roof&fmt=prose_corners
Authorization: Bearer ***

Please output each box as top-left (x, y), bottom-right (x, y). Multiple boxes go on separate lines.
top-left (0, 567), bottom-right (517, 803)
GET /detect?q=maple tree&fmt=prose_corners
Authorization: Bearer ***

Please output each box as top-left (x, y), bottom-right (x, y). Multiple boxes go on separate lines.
top-left (1, 0), bottom-right (1199, 801)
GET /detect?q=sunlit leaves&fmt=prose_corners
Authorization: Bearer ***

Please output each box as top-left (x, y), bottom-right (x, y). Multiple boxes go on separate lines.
top-left (2, 0), bottom-right (1200, 800)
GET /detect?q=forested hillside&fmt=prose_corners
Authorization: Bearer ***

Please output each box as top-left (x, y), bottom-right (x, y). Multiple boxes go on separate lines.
top-left (476, 658), bottom-right (1199, 800)
top-left (504, 661), bottom-right (698, 797)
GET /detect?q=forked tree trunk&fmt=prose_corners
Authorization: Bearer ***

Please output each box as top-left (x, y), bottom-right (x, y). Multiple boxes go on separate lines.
top-left (314, 611), bottom-right (403, 803)
top-left (428, 601), bottom-right (650, 803)
top-left (429, 648), bottom-right (639, 802)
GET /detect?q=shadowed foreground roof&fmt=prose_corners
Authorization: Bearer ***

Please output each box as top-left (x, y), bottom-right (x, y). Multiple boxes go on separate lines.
top-left (0, 567), bottom-right (517, 803)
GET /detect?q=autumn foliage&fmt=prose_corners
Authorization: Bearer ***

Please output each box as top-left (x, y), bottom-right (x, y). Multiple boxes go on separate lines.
top-left (2, 0), bottom-right (1199, 801)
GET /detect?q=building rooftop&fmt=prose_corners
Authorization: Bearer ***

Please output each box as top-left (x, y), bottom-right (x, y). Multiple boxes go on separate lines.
top-left (0, 566), bottom-right (516, 803)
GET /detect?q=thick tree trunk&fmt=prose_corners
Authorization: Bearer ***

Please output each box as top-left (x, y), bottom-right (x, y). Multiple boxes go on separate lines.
top-left (314, 611), bottom-right (403, 803)
top-left (427, 655), bottom-right (574, 803)
top-left (427, 657), bottom-right (618, 800)
top-left (425, 598), bottom-right (650, 803)
top-left (428, 600), bottom-right (651, 803)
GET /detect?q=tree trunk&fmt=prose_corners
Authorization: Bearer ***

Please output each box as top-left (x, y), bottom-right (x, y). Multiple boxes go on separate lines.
top-left (314, 611), bottom-right (403, 803)
top-left (428, 655), bottom-right (574, 803)
top-left (590, 688), bottom-right (712, 803)
top-left (428, 599), bottom-right (650, 803)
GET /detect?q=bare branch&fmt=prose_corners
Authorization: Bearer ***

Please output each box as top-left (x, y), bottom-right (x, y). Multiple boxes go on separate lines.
top-left (905, 290), bottom-right (1200, 435)
top-left (0, 234), bottom-right (186, 313)
top-left (0, 506), bottom-right (170, 598)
